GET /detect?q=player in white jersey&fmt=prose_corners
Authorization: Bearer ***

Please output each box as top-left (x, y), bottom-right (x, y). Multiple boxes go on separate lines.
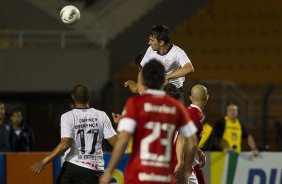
top-left (31, 84), bottom-right (118, 184)
top-left (137, 25), bottom-right (194, 102)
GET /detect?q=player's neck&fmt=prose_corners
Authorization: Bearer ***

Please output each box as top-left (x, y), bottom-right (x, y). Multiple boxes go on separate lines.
top-left (158, 44), bottom-right (172, 55)
top-left (12, 124), bottom-right (21, 130)
top-left (75, 103), bottom-right (89, 109)
top-left (227, 116), bottom-right (236, 122)
top-left (192, 102), bottom-right (205, 111)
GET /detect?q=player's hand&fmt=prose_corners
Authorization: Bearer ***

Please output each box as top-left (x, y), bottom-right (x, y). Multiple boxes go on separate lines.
top-left (124, 80), bottom-right (134, 87)
top-left (99, 171), bottom-right (112, 184)
top-left (174, 162), bottom-right (185, 184)
top-left (31, 161), bottom-right (45, 174)
top-left (124, 80), bottom-right (138, 93)
top-left (223, 147), bottom-right (233, 153)
top-left (111, 113), bottom-right (121, 125)
top-left (198, 150), bottom-right (206, 168)
top-left (174, 162), bottom-right (183, 177)
top-left (251, 149), bottom-right (259, 157)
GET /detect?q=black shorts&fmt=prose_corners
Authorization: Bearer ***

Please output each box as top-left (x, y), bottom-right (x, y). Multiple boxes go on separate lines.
top-left (56, 162), bottom-right (103, 184)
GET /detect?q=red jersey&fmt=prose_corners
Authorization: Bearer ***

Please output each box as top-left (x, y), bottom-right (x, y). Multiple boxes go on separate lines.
top-left (118, 90), bottom-right (197, 184)
top-left (187, 104), bottom-right (204, 144)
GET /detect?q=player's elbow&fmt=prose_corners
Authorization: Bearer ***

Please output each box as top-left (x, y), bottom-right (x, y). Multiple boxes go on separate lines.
top-left (60, 138), bottom-right (72, 151)
top-left (187, 135), bottom-right (197, 150)
top-left (184, 63), bottom-right (194, 75)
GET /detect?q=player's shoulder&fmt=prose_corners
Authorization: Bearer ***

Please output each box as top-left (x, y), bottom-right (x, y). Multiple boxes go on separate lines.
top-left (187, 105), bottom-right (202, 113)
top-left (143, 46), bottom-right (154, 56)
top-left (171, 44), bottom-right (185, 53)
top-left (61, 109), bottom-right (74, 118)
top-left (89, 107), bottom-right (105, 114)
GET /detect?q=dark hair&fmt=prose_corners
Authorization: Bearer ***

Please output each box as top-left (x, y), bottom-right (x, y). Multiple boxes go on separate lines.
top-left (150, 25), bottom-right (170, 45)
top-left (72, 84), bottom-right (92, 104)
top-left (142, 59), bottom-right (165, 89)
top-left (163, 83), bottom-right (180, 100)
top-left (226, 101), bottom-right (238, 108)
top-left (10, 108), bottom-right (23, 116)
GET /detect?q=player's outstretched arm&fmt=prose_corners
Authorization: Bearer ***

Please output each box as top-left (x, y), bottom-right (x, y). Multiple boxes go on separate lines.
top-left (100, 131), bottom-right (131, 184)
top-left (124, 80), bottom-right (138, 94)
top-left (31, 137), bottom-right (72, 173)
top-left (111, 113), bottom-right (121, 125)
top-left (137, 71), bottom-right (146, 95)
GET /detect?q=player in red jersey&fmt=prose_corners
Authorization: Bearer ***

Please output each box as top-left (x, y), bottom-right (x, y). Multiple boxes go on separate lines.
top-left (100, 60), bottom-right (197, 184)
top-left (179, 84), bottom-right (209, 184)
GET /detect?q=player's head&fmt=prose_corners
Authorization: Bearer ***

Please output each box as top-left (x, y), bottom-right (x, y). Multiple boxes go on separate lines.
top-left (10, 108), bottom-right (23, 126)
top-left (148, 25), bottom-right (170, 51)
top-left (0, 100), bottom-right (5, 119)
top-left (226, 101), bottom-right (238, 120)
top-left (71, 84), bottom-right (92, 104)
top-left (142, 59), bottom-right (165, 90)
top-left (163, 83), bottom-right (180, 100)
top-left (190, 84), bottom-right (209, 109)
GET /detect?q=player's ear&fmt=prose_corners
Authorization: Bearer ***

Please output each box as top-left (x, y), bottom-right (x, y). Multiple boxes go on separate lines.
top-left (206, 95), bottom-right (210, 101)
top-left (159, 40), bottom-right (164, 46)
top-left (189, 96), bottom-right (192, 102)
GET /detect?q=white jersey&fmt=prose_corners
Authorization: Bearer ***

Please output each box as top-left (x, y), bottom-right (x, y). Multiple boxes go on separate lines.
top-left (60, 108), bottom-right (117, 171)
top-left (140, 45), bottom-right (191, 88)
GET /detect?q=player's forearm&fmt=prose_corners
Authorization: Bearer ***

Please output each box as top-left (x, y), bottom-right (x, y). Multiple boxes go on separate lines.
top-left (247, 135), bottom-right (257, 151)
top-left (105, 132), bottom-right (130, 174)
top-left (166, 63), bottom-right (194, 80)
top-left (42, 139), bottom-right (71, 165)
top-left (184, 135), bottom-right (197, 171)
top-left (176, 135), bottom-right (186, 165)
top-left (137, 71), bottom-right (142, 84)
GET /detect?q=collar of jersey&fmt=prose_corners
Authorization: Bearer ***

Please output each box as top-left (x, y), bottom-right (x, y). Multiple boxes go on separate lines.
top-left (156, 44), bottom-right (174, 56)
top-left (73, 107), bottom-right (91, 109)
top-left (145, 89), bottom-right (166, 95)
top-left (190, 104), bottom-right (202, 112)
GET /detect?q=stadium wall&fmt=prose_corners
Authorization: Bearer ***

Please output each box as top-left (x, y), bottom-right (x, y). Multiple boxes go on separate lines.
top-left (0, 49), bottom-right (109, 92)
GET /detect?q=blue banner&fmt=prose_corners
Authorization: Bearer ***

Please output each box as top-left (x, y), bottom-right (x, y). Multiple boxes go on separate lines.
top-left (0, 154), bottom-right (6, 184)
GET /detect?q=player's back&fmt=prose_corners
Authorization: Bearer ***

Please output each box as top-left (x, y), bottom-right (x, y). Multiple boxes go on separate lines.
top-left (122, 90), bottom-right (190, 184)
top-left (61, 108), bottom-right (115, 171)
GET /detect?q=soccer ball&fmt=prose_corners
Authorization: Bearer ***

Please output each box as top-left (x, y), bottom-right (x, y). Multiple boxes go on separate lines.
top-left (60, 5), bottom-right (80, 25)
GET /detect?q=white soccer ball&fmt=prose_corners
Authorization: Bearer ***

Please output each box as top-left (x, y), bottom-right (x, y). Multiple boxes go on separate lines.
top-left (60, 5), bottom-right (80, 25)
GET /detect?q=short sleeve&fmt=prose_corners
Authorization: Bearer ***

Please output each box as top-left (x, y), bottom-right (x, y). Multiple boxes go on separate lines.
top-left (117, 98), bottom-right (137, 133)
top-left (140, 47), bottom-right (152, 67)
top-left (61, 113), bottom-right (74, 138)
top-left (178, 103), bottom-right (197, 137)
top-left (102, 112), bottom-right (117, 139)
top-left (177, 49), bottom-right (191, 67)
